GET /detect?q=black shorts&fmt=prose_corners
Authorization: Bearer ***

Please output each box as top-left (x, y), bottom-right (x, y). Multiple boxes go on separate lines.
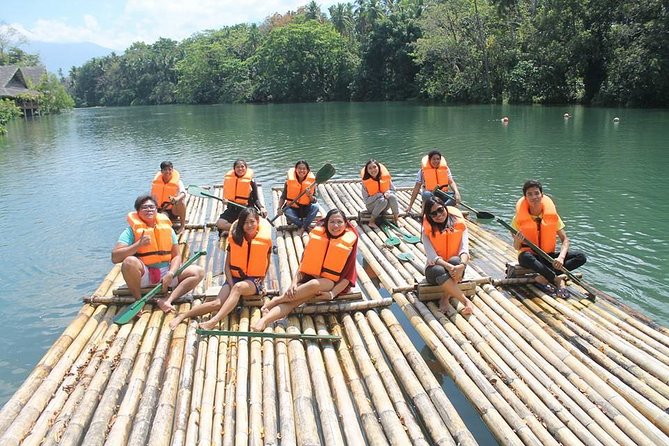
top-left (160, 207), bottom-right (177, 220)
top-left (219, 205), bottom-right (243, 223)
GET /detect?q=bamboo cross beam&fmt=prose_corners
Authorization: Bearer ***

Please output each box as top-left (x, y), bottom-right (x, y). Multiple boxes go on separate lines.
top-left (196, 329), bottom-right (341, 342)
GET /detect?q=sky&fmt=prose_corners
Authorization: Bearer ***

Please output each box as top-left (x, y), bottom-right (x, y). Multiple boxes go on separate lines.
top-left (2, 0), bottom-right (340, 51)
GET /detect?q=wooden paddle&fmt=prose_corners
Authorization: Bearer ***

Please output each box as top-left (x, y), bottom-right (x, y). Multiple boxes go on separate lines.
top-left (495, 218), bottom-right (597, 300)
top-left (187, 185), bottom-right (246, 209)
top-left (113, 250), bottom-right (207, 325)
top-left (432, 189), bottom-right (494, 221)
top-left (385, 221), bottom-right (420, 244)
top-left (379, 222), bottom-right (401, 247)
top-left (269, 163), bottom-right (336, 225)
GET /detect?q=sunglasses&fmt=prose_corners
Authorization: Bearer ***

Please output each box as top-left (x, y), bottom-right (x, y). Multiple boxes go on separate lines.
top-left (429, 206), bottom-right (446, 217)
top-left (140, 204), bottom-right (157, 210)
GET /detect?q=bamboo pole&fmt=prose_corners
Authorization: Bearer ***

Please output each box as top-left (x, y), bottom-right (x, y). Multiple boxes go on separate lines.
top-left (261, 320), bottom-right (278, 446)
top-left (340, 313), bottom-right (413, 445)
top-left (313, 315), bottom-right (366, 445)
top-left (222, 314), bottom-right (239, 446)
top-left (272, 323), bottom-right (297, 445)
top-left (299, 315), bottom-right (346, 446)
top-left (327, 317), bottom-right (389, 445)
top-left (0, 305), bottom-right (114, 446)
top-left (478, 283), bottom-right (664, 446)
top-left (354, 311), bottom-right (455, 446)
top-left (234, 308), bottom-right (251, 446)
top-left (209, 316), bottom-right (230, 446)
top-left (391, 292), bottom-right (532, 446)
top-left (294, 298), bottom-right (393, 314)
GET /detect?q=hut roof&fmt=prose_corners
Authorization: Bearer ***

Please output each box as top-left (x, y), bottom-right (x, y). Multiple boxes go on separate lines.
top-left (0, 65), bottom-right (45, 98)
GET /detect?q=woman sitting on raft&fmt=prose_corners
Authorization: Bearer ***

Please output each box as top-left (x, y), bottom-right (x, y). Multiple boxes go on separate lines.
top-left (276, 160), bottom-right (319, 236)
top-left (170, 208), bottom-right (272, 330)
top-left (422, 195), bottom-right (474, 315)
top-left (252, 209), bottom-right (358, 332)
top-left (360, 159), bottom-right (400, 228)
top-left (216, 159), bottom-right (267, 236)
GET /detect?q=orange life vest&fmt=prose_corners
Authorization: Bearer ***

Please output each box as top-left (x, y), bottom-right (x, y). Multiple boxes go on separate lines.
top-left (422, 207), bottom-right (466, 259)
top-left (360, 163), bottom-right (392, 195)
top-left (515, 196), bottom-right (559, 253)
top-left (227, 218), bottom-right (272, 279)
top-left (285, 168), bottom-right (316, 207)
top-left (223, 168), bottom-right (254, 205)
top-left (421, 155), bottom-right (449, 192)
top-left (127, 211), bottom-right (173, 265)
top-left (151, 169), bottom-right (180, 209)
top-left (299, 225), bottom-right (357, 282)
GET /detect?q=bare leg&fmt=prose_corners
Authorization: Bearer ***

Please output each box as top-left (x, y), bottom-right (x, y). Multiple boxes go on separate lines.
top-left (439, 279), bottom-right (473, 316)
top-left (173, 201), bottom-right (187, 233)
top-left (169, 296), bottom-right (224, 330)
top-left (200, 280), bottom-right (256, 330)
top-left (120, 257), bottom-right (145, 300)
top-left (253, 278), bottom-right (333, 331)
top-left (216, 217), bottom-right (232, 233)
top-left (155, 264), bottom-right (205, 313)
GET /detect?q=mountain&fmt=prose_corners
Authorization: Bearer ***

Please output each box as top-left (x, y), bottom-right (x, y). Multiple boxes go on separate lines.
top-left (24, 41), bottom-right (114, 75)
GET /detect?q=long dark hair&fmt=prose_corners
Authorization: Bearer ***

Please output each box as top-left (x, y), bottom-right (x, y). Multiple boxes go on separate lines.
top-left (233, 159), bottom-right (247, 177)
top-left (362, 159), bottom-right (381, 180)
top-left (422, 195), bottom-right (450, 237)
top-left (232, 207), bottom-right (260, 246)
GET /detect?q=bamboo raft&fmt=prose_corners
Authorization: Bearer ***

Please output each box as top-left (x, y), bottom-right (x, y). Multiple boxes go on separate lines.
top-left (1, 179), bottom-right (668, 446)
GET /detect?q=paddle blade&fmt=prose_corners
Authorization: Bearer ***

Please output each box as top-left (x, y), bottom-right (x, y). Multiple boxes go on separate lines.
top-left (402, 234), bottom-right (421, 244)
top-left (314, 163), bottom-right (336, 183)
top-left (397, 252), bottom-right (414, 261)
top-left (187, 184), bottom-right (223, 202)
top-left (113, 298), bottom-right (151, 325)
top-left (385, 236), bottom-right (400, 247)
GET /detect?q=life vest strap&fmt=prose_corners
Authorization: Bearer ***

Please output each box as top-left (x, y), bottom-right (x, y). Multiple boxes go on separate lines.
top-left (136, 250), bottom-right (172, 258)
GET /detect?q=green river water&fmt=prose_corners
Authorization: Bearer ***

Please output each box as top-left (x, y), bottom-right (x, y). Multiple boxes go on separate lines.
top-left (1, 103), bottom-right (667, 442)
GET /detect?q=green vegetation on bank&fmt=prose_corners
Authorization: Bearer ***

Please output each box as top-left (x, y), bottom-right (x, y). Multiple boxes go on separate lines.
top-left (67, 0), bottom-right (669, 107)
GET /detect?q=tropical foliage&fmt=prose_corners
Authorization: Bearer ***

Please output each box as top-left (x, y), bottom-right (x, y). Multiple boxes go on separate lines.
top-left (64, 0), bottom-right (668, 107)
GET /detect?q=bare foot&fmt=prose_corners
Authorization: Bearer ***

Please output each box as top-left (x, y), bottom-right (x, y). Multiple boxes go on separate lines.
top-left (250, 319), bottom-right (267, 332)
top-left (261, 300), bottom-right (273, 315)
top-left (438, 296), bottom-right (450, 313)
top-left (155, 298), bottom-right (175, 313)
top-left (169, 314), bottom-right (185, 330)
top-left (368, 220), bottom-right (378, 229)
top-left (199, 319), bottom-right (218, 330)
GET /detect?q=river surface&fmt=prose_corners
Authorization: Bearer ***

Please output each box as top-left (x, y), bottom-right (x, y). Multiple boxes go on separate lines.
top-left (1, 103), bottom-right (667, 442)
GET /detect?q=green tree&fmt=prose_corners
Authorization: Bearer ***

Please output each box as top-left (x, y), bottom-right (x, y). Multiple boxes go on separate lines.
top-left (34, 73), bottom-right (75, 113)
top-left (253, 21), bottom-right (357, 101)
top-left (0, 98), bottom-right (21, 135)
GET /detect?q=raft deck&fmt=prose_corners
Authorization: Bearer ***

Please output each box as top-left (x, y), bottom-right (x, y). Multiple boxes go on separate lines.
top-left (0, 180), bottom-right (668, 446)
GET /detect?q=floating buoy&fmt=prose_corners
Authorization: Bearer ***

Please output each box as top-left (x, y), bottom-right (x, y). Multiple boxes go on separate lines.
top-left (502, 116), bottom-right (509, 123)
top-left (564, 113), bottom-right (571, 119)
top-left (613, 117), bottom-right (620, 122)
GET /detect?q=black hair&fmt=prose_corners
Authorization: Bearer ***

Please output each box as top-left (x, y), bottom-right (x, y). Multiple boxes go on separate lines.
top-left (362, 159), bottom-right (381, 180)
top-left (422, 195), bottom-right (449, 236)
top-left (231, 207), bottom-right (260, 246)
top-left (294, 159), bottom-right (310, 172)
top-left (134, 195), bottom-right (157, 211)
top-left (522, 179), bottom-right (543, 195)
top-left (427, 150), bottom-right (442, 160)
top-left (160, 161), bottom-right (173, 170)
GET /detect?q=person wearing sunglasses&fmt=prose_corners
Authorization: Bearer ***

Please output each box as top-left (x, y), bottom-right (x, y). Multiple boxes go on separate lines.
top-left (421, 195), bottom-right (473, 315)
top-left (150, 160), bottom-right (187, 234)
top-left (112, 195), bottom-right (204, 313)
top-left (511, 180), bottom-right (587, 297)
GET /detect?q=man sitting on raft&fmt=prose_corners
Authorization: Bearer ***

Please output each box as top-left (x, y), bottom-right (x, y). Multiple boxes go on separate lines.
top-left (112, 195), bottom-right (204, 313)
top-left (406, 150), bottom-right (462, 213)
top-left (511, 180), bottom-right (587, 297)
top-left (252, 209), bottom-right (358, 332)
top-left (151, 160), bottom-right (187, 233)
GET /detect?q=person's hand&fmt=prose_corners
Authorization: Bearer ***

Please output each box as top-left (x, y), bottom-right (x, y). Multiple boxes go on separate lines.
top-left (383, 191), bottom-right (390, 199)
top-left (169, 195), bottom-right (177, 205)
top-left (276, 208), bottom-right (284, 216)
top-left (450, 264), bottom-right (465, 282)
top-left (513, 232), bottom-right (525, 245)
top-left (553, 257), bottom-right (565, 271)
top-left (138, 232), bottom-right (152, 247)
top-left (317, 290), bottom-right (336, 300)
top-left (455, 192), bottom-right (462, 204)
top-left (162, 271), bottom-right (175, 293)
top-left (405, 204), bottom-right (413, 214)
top-left (259, 207), bottom-right (268, 218)
top-left (285, 284), bottom-right (297, 299)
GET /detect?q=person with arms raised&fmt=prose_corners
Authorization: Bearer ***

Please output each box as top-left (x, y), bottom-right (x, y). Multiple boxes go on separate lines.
top-left (511, 179), bottom-right (587, 297)
top-left (422, 195), bottom-right (473, 315)
top-left (276, 160), bottom-right (320, 236)
top-left (217, 159), bottom-right (267, 236)
top-left (360, 159), bottom-right (400, 228)
top-left (151, 160), bottom-right (187, 233)
top-left (170, 208), bottom-right (272, 330)
top-left (252, 209), bottom-right (357, 331)
top-left (406, 150), bottom-right (461, 213)
top-left (112, 195), bottom-right (204, 314)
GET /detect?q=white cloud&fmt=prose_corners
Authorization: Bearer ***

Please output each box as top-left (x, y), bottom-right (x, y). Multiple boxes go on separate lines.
top-left (10, 0), bottom-right (341, 51)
